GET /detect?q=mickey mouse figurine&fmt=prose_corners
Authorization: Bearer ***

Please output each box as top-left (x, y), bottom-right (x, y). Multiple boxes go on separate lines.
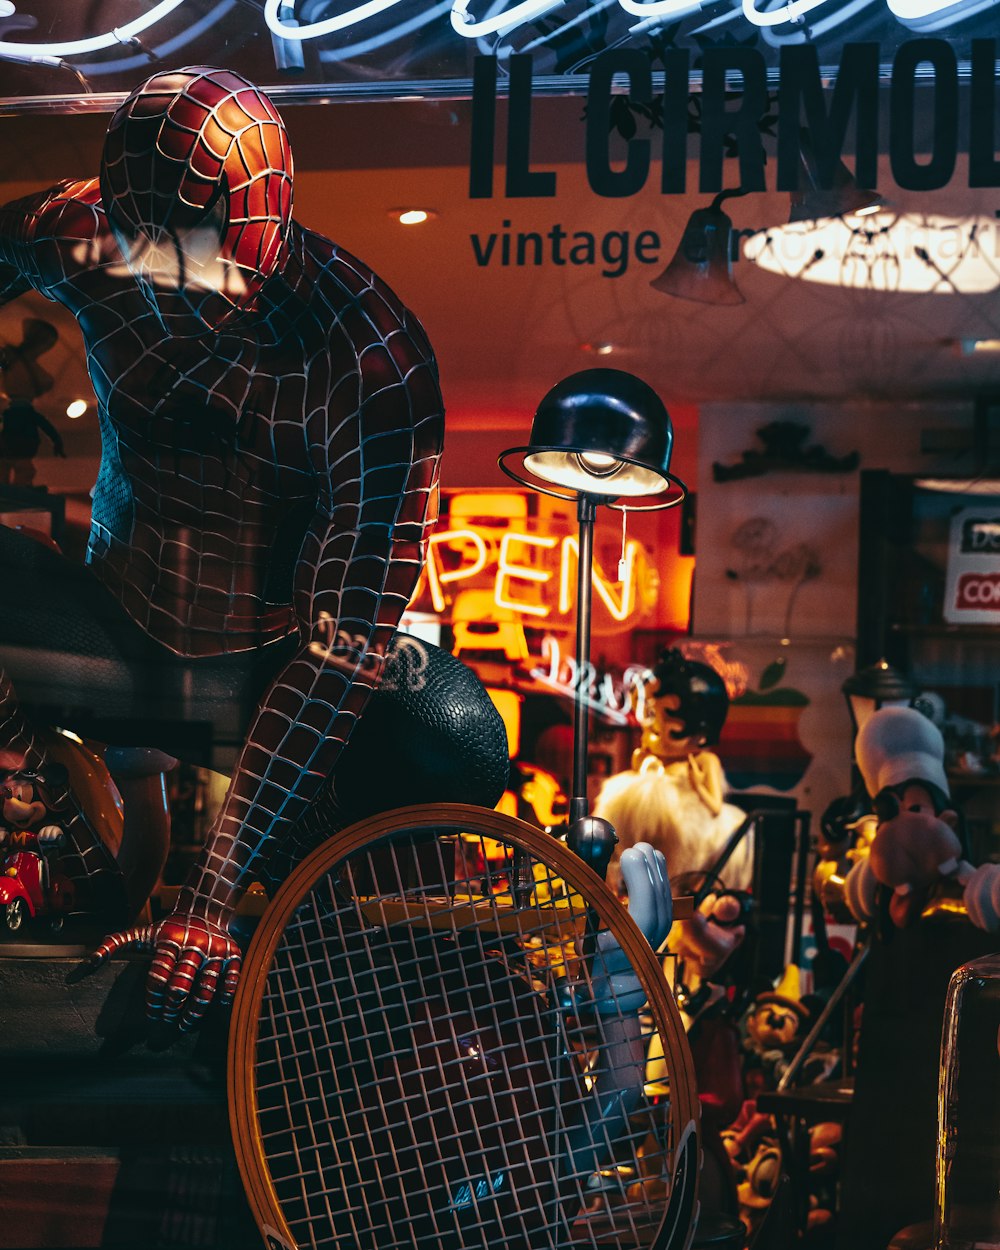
top-left (0, 749), bottom-right (66, 851)
top-left (0, 749), bottom-right (73, 931)
top-left (742, 964), bottom-right (811, 1090)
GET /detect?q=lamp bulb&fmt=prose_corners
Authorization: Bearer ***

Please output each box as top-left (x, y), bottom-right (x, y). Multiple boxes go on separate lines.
top-left (577, 451), bottom-right (620, 476)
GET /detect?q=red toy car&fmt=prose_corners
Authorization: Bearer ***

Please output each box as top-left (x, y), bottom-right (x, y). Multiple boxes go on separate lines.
top-left (0, 839), bottom-right (74, 933)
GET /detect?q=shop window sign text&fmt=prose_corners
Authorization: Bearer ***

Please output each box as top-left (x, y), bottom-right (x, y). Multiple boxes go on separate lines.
top-left (471, 222), bottom-right (661, 277)
top-left (470, 213), bottom-right (1000, 283)
top-left (471, 40), bottom-right (1000, 200)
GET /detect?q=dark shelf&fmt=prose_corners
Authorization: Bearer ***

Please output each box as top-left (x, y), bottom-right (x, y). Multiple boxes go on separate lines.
top-left (947, 772), bottom-right (1000, 787)
top-left (3, 1054), bottom-right (230, 1147)
top-left (889, 623), bottom-right (1000, 640)
top-left (756, 1078), bottom-right (854, 1121)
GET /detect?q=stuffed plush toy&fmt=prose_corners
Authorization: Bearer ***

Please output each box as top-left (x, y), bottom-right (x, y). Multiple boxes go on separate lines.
top-left (594, 648), bottom-right (750, 894)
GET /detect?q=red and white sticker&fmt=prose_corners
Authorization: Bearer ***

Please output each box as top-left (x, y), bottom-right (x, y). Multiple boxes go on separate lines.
top-left (945, 509), bottom-right (1000, 624)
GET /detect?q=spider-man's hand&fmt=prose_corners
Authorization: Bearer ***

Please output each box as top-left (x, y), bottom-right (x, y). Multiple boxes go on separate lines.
top-left (69, 913), bottom-right (241, 1032)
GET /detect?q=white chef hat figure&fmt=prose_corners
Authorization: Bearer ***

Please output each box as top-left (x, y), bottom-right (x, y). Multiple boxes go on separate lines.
top-left (855, 705), bottom-right (949, 802)
top-left (848, 704), bottom-right (1000, 934)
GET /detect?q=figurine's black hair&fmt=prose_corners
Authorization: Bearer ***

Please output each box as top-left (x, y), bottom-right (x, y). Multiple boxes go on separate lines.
top-left (873, 779), bottom-right (952, 821)
top-left (649, 648), bottom-right (729, 746)
top-left (821, 790), bottom-right (870, 845)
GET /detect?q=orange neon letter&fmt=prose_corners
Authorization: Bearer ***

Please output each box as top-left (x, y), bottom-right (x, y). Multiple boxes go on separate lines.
top-left (495, 532), bottom-right (557, 618)
top-left (422, 529), bottom-right (489, 612)
top-left (558, 537), bottom-right (637, 621)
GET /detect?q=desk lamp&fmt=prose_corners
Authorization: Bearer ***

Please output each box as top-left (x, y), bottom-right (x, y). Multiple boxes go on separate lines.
top-left (499, 368), bottom-right (687, 876)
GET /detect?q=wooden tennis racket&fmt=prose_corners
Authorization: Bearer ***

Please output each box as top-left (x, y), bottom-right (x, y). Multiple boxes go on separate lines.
top-left (230, 804), bottom-right (699, 1250)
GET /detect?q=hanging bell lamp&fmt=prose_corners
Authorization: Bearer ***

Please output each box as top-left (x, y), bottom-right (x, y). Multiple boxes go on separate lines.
top-left (650, 189), bottom-right (747, 306)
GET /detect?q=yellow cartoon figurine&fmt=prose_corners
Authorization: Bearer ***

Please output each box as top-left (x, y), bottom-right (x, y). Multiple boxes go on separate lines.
top-left (594, 648), bottom-right (750, 894)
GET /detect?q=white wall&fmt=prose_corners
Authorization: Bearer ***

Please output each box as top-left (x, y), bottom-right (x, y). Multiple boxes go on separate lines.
top-left (693, 397), bottom-right (974, 816)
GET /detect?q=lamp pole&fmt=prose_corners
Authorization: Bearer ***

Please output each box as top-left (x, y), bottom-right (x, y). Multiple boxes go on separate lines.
top-left (570, 492), bottom-right (597, 827)
top-left (564, 492), bottom-right (619, 883)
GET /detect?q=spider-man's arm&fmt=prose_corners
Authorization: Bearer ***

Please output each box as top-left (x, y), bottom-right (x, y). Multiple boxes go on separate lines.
top-left (0, 180), bottom-right (104, 305)
top-left (0, 263), bottom-right (29, 305)
top-left (80, 323), bottom-right (445, 1030)
top-left (0, 190), bottom-right (45, 302)
top-left (172, 412), bottom-right (442, 910)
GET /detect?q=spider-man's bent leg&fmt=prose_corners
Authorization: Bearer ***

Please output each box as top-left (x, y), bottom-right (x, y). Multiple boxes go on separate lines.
top-left (258, 640), bottom-right (512, 895)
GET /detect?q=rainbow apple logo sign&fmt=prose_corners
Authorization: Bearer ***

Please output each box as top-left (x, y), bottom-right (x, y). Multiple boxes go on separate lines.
top-left (718, 658), bottom-right (813, 792)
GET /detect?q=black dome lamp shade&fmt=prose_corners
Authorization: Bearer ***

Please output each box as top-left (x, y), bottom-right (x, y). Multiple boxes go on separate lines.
top-left (498, 368), bottom-right (687, 512)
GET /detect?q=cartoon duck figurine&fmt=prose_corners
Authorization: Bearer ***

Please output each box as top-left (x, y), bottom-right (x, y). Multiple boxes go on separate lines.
top-left (594, 648), bottom-right (751, 893)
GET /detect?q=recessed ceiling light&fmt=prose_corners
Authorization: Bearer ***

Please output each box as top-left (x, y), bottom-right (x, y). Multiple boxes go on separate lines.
top-left (958, 338), bottom-right (1000, 355)
top-left (66, 399), bottom-right (88, 419)
top-left (915, 478), bottom-right (1000, 495)
top-left (392, 209), bottom-right (437, 225)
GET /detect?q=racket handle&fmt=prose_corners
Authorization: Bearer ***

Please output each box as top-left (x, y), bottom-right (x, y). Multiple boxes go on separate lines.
top-left (566, 814), bottom-right (618, 882)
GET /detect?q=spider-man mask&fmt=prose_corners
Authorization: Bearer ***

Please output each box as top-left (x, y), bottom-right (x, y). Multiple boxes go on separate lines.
top-left (100, 66), bottom-right (294, 334)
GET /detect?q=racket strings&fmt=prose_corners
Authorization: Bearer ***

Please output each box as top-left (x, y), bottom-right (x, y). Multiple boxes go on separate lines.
top-left (254, 829), bottom-right (674, 1249)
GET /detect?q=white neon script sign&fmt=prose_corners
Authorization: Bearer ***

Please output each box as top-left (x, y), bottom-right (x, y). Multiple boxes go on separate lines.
top-left (1, 0), bottom-right (997, 62)
top-left (0, 0), bottom-right (187, 60)
top-left (531, 635), bottom-right (651, 726)
top-left (263, 0), bottom-right (412, 39)
top-left (266, 0), bottom-right (1000, 39)
top-left (740, 0), bottom-right (828, 28)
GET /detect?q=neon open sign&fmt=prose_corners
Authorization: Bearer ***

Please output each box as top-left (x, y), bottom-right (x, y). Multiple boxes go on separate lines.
top-left (410, 525), bottom-right (654, 624)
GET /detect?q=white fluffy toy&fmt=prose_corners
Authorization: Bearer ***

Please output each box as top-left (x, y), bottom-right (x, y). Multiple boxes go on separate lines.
top-left (594, 649), bottom-right (752, 895)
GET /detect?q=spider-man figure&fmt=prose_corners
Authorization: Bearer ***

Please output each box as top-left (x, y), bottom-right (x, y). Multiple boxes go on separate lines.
top-left (0, 67), bottom-right (507, 1031)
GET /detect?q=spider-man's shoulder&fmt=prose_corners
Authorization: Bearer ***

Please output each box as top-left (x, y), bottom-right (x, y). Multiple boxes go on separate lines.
top-left (32, 178), bottom-right (106, 244)
top-left (300, 228), bottom-right (407, 312)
